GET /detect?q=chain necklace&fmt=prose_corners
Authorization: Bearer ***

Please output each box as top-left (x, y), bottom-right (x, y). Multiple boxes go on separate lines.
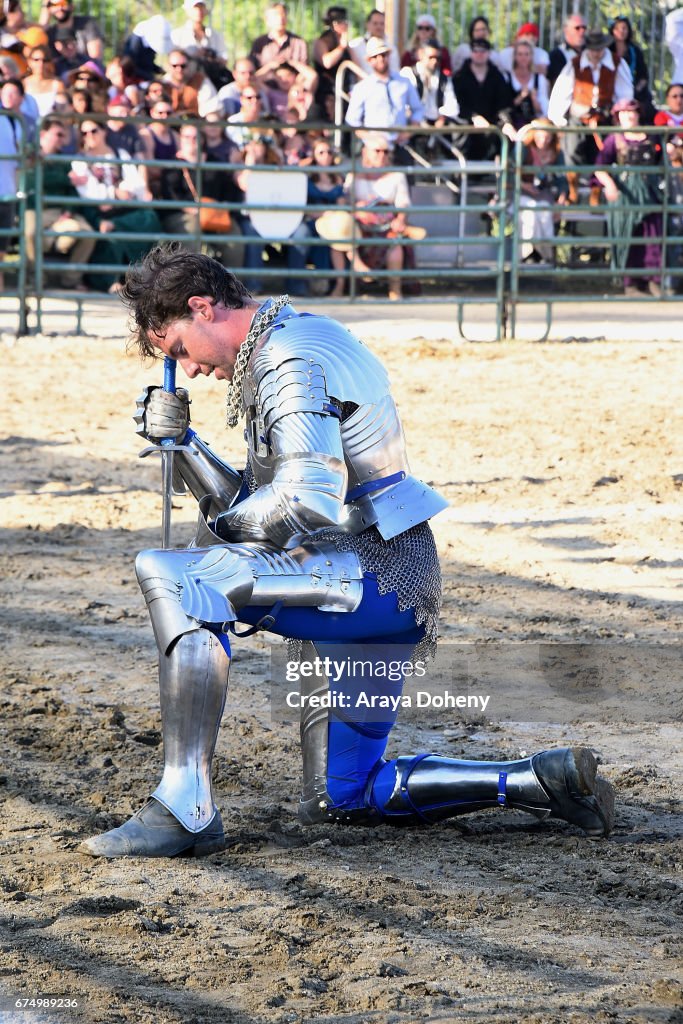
top-left (225, 295), bottom-right (290, 428)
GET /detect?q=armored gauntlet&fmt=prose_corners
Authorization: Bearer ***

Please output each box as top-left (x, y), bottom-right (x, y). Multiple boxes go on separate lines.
top-left (134, 385), bottom-right (191, 443)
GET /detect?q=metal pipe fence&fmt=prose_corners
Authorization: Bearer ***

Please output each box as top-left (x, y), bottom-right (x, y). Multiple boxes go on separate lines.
top-left (2, 115), bottom-right (681, 341)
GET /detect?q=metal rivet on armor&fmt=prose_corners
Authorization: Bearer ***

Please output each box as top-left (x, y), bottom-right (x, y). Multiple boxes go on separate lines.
top-left (318, 800), bottom-right (328, 810)
top-left (326, 560), bottom-right (332, 566)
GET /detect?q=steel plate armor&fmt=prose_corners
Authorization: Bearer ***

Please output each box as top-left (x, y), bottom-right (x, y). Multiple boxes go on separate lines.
top-left (215, 307), bottom-right (449, 545)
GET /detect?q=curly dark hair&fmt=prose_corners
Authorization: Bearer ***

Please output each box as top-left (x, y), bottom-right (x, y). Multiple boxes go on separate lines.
top-left (121, 243), bottom-right (253, 357)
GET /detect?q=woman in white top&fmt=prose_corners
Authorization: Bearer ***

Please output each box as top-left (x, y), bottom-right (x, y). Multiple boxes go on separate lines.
top-left (22, 46), bottom-right (67, 116)
top-left (506, 39), bottom-right (548, 133)
top-left (69, 118), bottom-right (160, 291)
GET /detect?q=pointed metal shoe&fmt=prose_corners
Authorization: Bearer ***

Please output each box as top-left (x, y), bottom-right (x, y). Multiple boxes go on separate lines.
top-left (78, 798), bottom-right (226, 858)
top-left (531, 746), bottom-right (615, 837)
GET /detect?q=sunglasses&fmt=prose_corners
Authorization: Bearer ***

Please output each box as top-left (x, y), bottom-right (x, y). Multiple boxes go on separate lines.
top-left (154, 108), bottom-right (172, 115)
top-left (416, 25), bottom-right (433, 30)
top-left (80, 126), bottom-right (101, 135)
top-left (572, 24), bottom-right (588, 30)
top-left (241, 93), bottom-right (260, 99)
top-left (31, 56), bottom-right (47, 62)
top-left (370, 147), bottom-right (390, 154)
top-left (170, 62), bottom-right (187, 69)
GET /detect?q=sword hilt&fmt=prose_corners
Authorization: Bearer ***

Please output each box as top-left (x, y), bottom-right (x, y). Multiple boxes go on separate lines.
top-left (161, 356), bottom-right (176, 449)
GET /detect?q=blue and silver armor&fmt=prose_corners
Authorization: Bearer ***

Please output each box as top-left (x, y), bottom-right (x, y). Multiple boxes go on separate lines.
top-left (80, 297), bottom-right (614, 857)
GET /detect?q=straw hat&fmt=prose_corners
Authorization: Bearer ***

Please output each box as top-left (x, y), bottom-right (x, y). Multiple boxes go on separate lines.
top-left (315, 210), bottom-right (355, 253)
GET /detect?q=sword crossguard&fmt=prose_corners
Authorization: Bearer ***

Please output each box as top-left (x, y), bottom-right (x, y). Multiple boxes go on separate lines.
top-left (138, 443), bottom-right (197, 459)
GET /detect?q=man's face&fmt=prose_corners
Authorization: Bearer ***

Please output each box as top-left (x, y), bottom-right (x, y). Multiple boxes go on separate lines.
top-left (362, 138), bottom-right (390, 168)
top-left (266, 4), bottom-right (287, 34)
top-left (668, 87), bottom-right (683, 114)
top-left (107, 102), bottom-right (129, 127)
top-left (240, 88), bottom-right (262, 115)
top-left (190, 2), bottom-right (206, 24)
top-left (368, 50), bottom-right (389, 76)
top-left (49, 0), bottom-right (73, 21)
top-left (41, 122), bottom-right (67, 153)
top-left (366, 12), bottom-right (385, 38)
top-left (565, 16), bottom-right (587, 47)
top-left (470, 46), bottom-right (489, 65)
top-left (234, 59), bottom-right (255, 85)
top-left (420, 47), bottom-right (440, 69)
top-left (0, 83), bottom-right (22, 110)
top-left (586, 46), bottom-right (605, 66)
top-left (178, 124), bottom-right (200, 159)
top-left (169, 52), bottom-right (189, 82)
top-left (152, 303), bottom-right (244, 381)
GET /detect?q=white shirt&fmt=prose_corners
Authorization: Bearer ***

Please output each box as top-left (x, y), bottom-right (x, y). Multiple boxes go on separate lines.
top-left (400, 64), bottom-right (460, 121)
top-left (171, 21), bottom-right (227, 60)
top-left (666, 9), bottom-right (683, 84)
top-left (344, 169), bottom-right (411, 217)
top-left (548, 49), bottom-right (633, 126)
top-left (71, 149), bottom-right (147, 201)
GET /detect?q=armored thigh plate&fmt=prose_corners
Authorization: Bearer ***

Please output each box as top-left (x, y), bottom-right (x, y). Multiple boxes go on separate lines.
top-left (136, 538), bottom-right (363, 654)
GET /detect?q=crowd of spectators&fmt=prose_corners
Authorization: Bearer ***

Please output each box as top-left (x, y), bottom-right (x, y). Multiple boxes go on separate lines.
top-left (0, 0), bottom-right (681, 297)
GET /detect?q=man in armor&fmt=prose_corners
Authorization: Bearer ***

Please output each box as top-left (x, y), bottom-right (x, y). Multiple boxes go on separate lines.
top-left (80, 245), bottom-right (615, 858)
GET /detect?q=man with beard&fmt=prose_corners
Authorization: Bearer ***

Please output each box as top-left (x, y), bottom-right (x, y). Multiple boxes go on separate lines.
top-left (78, 244), bottom-right (616, 858)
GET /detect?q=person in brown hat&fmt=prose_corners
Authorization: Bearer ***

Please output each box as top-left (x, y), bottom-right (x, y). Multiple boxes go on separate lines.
top-left (548, 27), bottom-right (634, 200)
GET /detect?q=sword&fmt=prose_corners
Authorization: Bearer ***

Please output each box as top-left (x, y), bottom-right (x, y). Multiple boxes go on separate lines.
top-left (160, 357), bottom-right (176, 549)
top-left (138, 357), bottom-right (195, 549)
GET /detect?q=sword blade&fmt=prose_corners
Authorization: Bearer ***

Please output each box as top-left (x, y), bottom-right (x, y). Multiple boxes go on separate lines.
top-left (160, 356), bottom-right (176, 549)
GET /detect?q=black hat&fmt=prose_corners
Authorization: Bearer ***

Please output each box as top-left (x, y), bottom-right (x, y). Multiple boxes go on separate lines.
top-left (55, 25), bottom-right (77, 41)
top-left (324, 6), bottom-right (347, 25)
top-left (585, 30), bottom-right (609, 50)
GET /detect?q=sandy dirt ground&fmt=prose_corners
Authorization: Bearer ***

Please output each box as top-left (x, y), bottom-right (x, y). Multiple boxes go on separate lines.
top-left (1, 308), bottom-right (682, 1024)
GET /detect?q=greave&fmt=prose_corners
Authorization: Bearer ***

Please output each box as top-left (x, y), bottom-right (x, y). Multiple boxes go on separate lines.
top-left (298, 643), bottom-right (336, 824)
top-left (372, 748), bottom-right (614, 836)
top-left (151, 629), bottom-right (230, 833)
top-left (374, 754), bottom-right (551, 822)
